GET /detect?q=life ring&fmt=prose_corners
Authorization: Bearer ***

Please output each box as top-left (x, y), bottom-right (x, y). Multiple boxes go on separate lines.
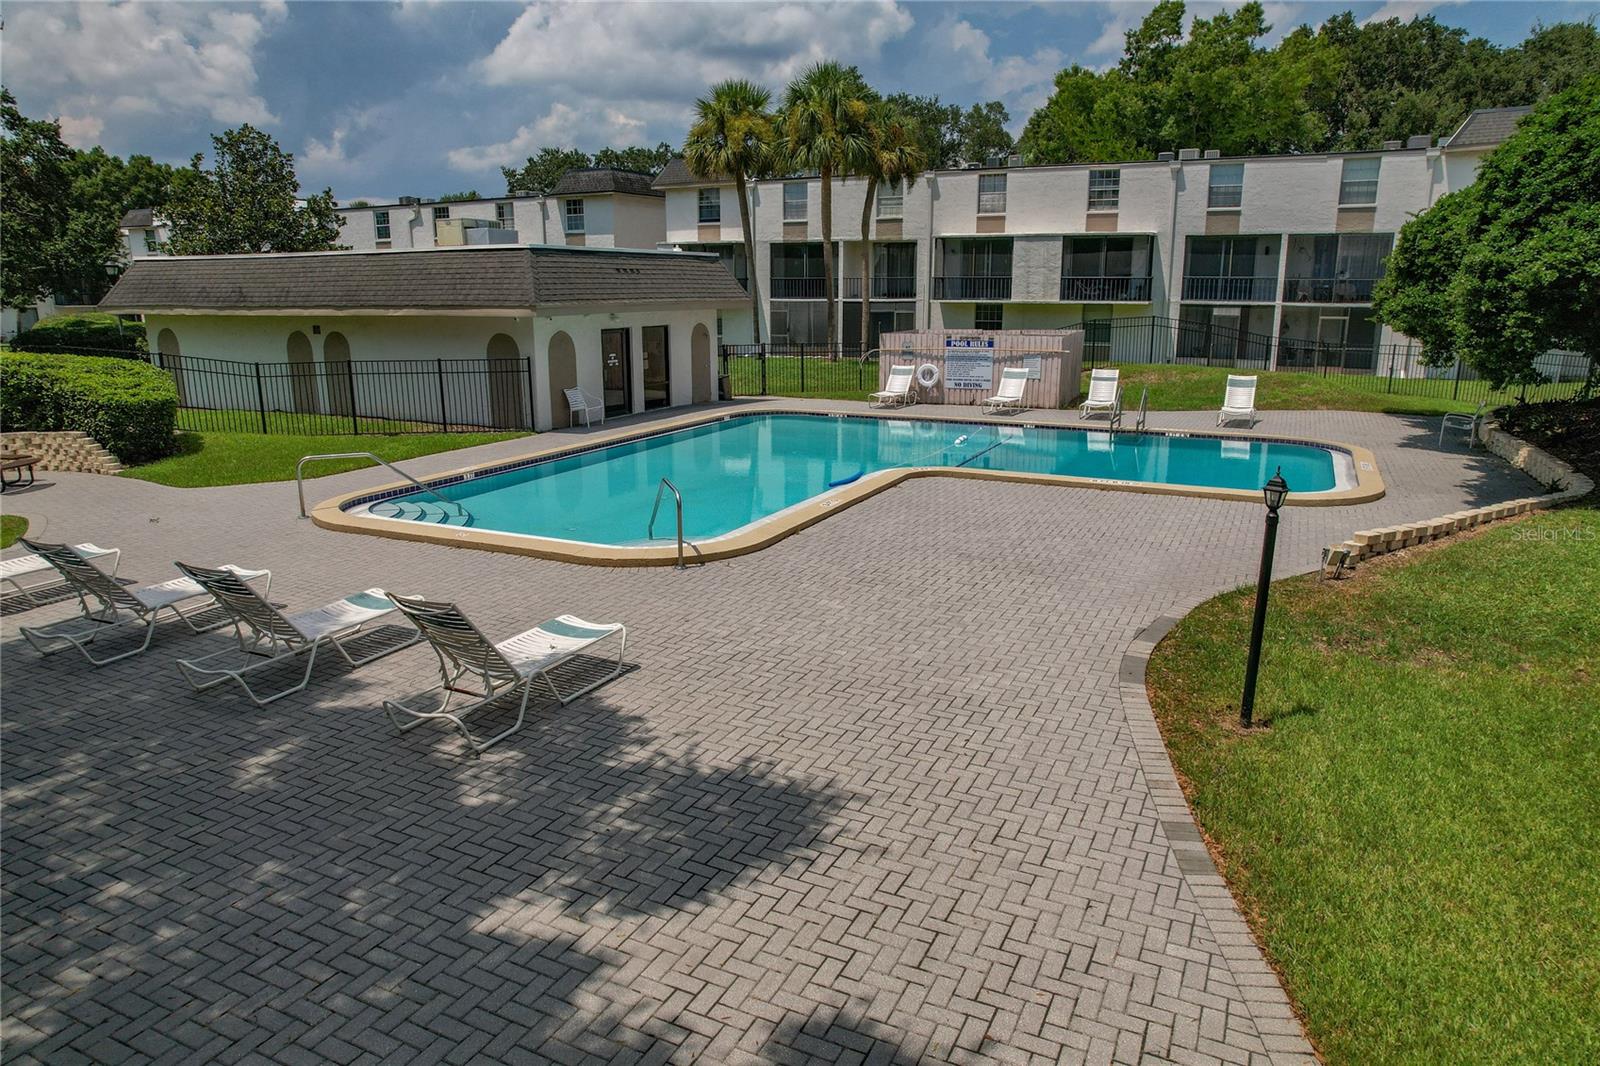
top-left (915, 363), bottom-right (940, 388)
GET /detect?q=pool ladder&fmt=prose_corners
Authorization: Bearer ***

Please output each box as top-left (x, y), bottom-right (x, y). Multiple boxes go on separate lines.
top-left (647, 477), bottom-right (689, 570)
top-left (296, 452), bottom-right (472, 523)
top-left (1108, 386), bottom-right (1149, 433)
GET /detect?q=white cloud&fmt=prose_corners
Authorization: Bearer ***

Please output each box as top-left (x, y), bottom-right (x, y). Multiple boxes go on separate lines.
top-left (2, 1), bottom-right (285, 142)
top-left (447, 101), bottom-right (672, 173)
top-left (56, 114), bottom-right (107, 147)
top-left (1362, 1), bottom-right (1463, 25)
top-left (936, 17), bottom-right (1065, 128)
top-left (446, 1), bottom-right (915, 175)
top-left (477, 1), bottom-right (915, 99)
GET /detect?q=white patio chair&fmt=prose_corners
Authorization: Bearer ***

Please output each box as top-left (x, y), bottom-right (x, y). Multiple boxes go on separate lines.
top-left (870, 365), bottom-right (916, 408)
top-left (1, 542), bottom-right (120, 600)
top-left (564, 386), bottom-right (605, 427)
top-left (1217, 375), bottom-right (1259, 427)
top-left (172, 563), bottom-right (418, 707)
top-left (1080, 368), bottom-right (1121, 420)
top-left (17, 539), bottom-right (270, 666)
top-left (1439, 402), bottom-right (1487, 448)
top-left (381, 593), bottom-right (626, 756)
top-left (983, 367), bottom-right (1031, 414)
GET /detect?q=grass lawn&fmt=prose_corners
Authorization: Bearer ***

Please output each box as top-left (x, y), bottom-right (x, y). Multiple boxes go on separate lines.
top-left (1147, 507), bottom-right (1600, 1064)
top-left (123, 429), bottom-right (524, 488)
top-left (1, 513), bottom-right (27, 548)
top-left (731, 356), bottom-right (1581, 414)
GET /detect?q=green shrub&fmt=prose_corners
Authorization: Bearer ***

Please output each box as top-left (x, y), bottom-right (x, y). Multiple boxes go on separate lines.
top-left (9, 312), bottom-right (147, 358)
top-left (1, 351), bottom-right (178, 463)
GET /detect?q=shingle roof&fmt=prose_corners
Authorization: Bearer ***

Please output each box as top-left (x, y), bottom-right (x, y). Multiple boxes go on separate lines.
top-left (97, 246), bottom-right (746, 313)
top-left (120, 207), bottom-right (156, 229)
top-left (548, 168), bottom-right (663, 198)
top-left (1446, 106), bottom-right (1534, 148)
top-left (652, 158), bottom-right (728, 189)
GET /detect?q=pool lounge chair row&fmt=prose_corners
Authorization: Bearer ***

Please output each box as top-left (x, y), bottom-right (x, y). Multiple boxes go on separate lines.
top-left (870, 365), bottom-right (1260, 426)
top-left (10, 538), bottom-right (626, 756)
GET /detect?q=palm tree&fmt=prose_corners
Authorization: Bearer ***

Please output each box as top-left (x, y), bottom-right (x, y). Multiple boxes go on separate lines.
top-left (856, 100), bottom-right (926, 356)
top-left (777, 61), bottom-right (873, 355)
top-left (684, 80), bottom-right (774, 343)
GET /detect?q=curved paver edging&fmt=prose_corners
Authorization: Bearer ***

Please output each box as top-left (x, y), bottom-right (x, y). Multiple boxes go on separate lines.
top-left (311, 405), bottom-right (1386, 567)
top-left (1120, 615), bottom-right (1322, 1065)
top-left (1320, 419), bottom-right (1594, 574)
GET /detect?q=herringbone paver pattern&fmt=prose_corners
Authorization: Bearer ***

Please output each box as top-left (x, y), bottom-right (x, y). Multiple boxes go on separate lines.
top-left (1, 405), bottom-right (1537, 1064)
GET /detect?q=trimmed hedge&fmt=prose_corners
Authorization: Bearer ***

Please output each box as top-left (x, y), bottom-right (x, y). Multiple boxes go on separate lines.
top-left (1, 351), bottom-right (178, 463)
top-left (9, 312), bottom-right (147, 359)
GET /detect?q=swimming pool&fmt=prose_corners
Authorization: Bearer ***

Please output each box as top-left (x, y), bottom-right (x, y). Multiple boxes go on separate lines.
top-left (335, 413), bottom-right (1371, 561)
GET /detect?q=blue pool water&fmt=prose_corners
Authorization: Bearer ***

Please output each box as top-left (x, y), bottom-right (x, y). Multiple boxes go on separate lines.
top-left (368, 414), bottom-right (1343, 545)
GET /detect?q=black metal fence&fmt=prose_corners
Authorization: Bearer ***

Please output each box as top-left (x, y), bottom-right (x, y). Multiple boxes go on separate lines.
top-left (721, 317), bottom-right (1594, 409)
top-left (719, 343), bottom-right (871, 398)
top-left (154, 352), bottom-right (536, 435)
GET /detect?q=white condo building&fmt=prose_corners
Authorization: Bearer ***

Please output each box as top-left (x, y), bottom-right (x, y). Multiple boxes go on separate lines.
top-left (655, 106), bottom-right (1530, 371)
top-left (333, 168), bottom-right (665, 253)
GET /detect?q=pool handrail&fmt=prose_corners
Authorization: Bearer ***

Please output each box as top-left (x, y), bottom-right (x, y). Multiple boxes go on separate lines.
top-left (1135, 385), bottom-right (1149, 431)
top-left (647, 477), bottom-right (687, 570)
top-left (297, 453), bottom-right (470, 523)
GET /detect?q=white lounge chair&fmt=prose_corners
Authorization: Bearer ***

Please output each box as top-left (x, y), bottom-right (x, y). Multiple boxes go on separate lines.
top-left (17, 539), bottom-right (270, 666)
top-left (1217, 375), bottom-right (1259, 426)
top-left (564, 386), bottom-right (605, 427)
top-left (1439, 401), bottom-right (1487, 447)
top-left (1080, 368), bottom-right (1121, 420)
top-left (173, 563), bottom-right (418, 706)
top-left (1, 542), bottom-right (120, 600)
top-left (381, 593), bottom-right (626, 756)
top-left (983, 367), bottom-right (1031, 414)
top-left (870, 365), bottom-right (916, 408)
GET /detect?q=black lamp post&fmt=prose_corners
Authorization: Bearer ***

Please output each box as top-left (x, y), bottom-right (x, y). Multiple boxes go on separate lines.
top-left (1240, 468), bottom-right (1290, 728)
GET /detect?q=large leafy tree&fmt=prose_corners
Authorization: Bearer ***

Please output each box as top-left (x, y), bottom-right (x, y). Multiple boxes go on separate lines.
top-left (61, 148), bottom-right (177, 302)
top-left (777, 61), bottom-right (874, 353)
top-left (1372, 81), bottom-right (1600, 390)
top-left (684, 79), bottom-right (775, 343)
top-left (163, 125), bottom-right (343, 255)
top-left (1, 88), bottom-right (77, 311)
top-left (1019, 3), bottom-right (1598, 162)
top-left (502, 146), bottom-right (590, 196)
top-left (855, 99), bottom-right (925, 355)
top-left (884, 93), bottom-right (1014, 168)
top-left (502, 142), bottom-right (674, 196)
top-left (591, 142), bottom-right (674, 175)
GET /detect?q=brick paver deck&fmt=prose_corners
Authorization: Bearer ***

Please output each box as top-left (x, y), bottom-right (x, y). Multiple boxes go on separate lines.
top-left (1, 404), bottom-right (1538, 1065)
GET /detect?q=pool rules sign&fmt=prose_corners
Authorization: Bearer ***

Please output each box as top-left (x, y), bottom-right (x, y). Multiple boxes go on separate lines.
top-left (944, 336), bottom-right (995, 390)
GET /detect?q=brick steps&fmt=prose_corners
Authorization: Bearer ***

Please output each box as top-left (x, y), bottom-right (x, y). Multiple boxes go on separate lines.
top-left (0, 430), bottom-right (125, 474)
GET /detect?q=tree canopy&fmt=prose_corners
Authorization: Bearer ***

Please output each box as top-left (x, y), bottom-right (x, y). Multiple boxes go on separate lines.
top-left (1372, 80), bottom-right (1600, 390)
top-left (162, 125), bottom-right (344, 256)
top-left (501, 142), bottom-right (674, 195)
top-left (1019, 2), bottom-right (1600, 163)
top-left (884, 94), bottom-right (1015, 168)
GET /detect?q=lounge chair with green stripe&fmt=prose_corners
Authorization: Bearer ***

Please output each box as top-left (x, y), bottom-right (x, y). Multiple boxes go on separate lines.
top-left (18, 539), bottom-right (269, 666)
top-left (380, 593), bottom-right (626, 756)
top-left (173, 562), bottom-right (417, 706)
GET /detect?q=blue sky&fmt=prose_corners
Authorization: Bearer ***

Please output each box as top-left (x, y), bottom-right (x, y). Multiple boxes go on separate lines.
top-left (4, 1), bottom-right (1594, 203)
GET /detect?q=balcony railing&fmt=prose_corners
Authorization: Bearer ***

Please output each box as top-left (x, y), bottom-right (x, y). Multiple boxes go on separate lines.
top-left (1281, 276), bottom-right (1380, 304)
top-left (933, 275), bottom-right (1012, 301)
top-left (1180, 275), bottom-right (1277, 302)
top-left (1060, 276), bottom-right (1152, 302)
top-left (770, 277), bottom-right (830, 299)
top-left (842, 275), bottom-right (917, 300)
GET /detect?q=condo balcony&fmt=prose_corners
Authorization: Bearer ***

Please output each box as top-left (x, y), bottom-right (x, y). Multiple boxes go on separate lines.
top-left (842, 275), bottom-right (917, 300)
top-left (769, 277), bottom-right (831, 300)
top-left (1180, 275), bottom-right (1278, 302)
top-left (1060, 276), bottom-right (1152, 302)
top-left (932, 275), bottom-right (1013, 301)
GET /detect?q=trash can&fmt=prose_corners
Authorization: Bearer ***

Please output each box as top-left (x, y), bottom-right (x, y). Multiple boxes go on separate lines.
top-left (718, 374), bottom-right (733, 401)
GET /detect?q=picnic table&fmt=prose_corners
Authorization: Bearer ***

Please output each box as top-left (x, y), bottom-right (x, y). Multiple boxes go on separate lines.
top-left (1, 453), bottom-right (37, 491)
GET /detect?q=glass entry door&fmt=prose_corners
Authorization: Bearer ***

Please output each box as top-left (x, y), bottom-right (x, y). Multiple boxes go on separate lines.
top-left (601, 328), bottom-right (632, 417)
top-left (641, 325), bottom-right (670, 410)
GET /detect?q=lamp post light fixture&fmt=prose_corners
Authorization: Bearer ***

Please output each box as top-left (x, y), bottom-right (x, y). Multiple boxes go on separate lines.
top-left (1240, 468), bottom-right (1290, 728)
